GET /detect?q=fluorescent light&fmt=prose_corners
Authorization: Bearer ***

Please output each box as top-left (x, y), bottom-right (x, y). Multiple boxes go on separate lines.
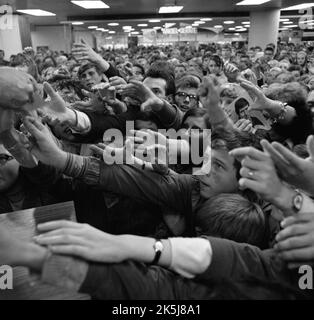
top-left (131, 31), bottom-right (140, 35)
top-left (72, 22), bottom-right (84, 25)
top-left (224, 21), bottom-right (235, 24)
top-left (149, 19), bottom-right (161, 23)
top-left (234, 33), bottom-right (240, 35)
top-left (214, 25), bottom-right (223, 28)
top-left (282, 3), bottom-right (314, 11)
top-left (235, 25), bottom-right (244, 28)
top-left (195, 21), bottom-right (205, 24)
top-left (96, 28), bottom-right (103, 31)
top-left (88, 26), bottom-right (98, 29)
top-left (108, 31), bottom-right (116, 34)
top-left (200, 18), bottom-right (212, 21)
top-left (123, 26), bottom-right (132, 29)
top-left (153, 26), bottom-right (161, 29)
top-left (238, 28), bottom-right (247, 31)
top-left (280, 18), bottom-right (290, 22)
top-left (242, 21), bottom-right (250, 24)
top-left (164, 23), bottom-right (176, 28)
top-left (17, 9), bottom-right (55, 16)
top-left (71, 1), bottom-right (109, 9)
top-left (228, 27), bottom-right (236, 30)
top-left (158, 6), bottom-right (183, 13)
top-left (108, 23), bottom-right (119, 26)
top-left (283, 21), bottom-right (293, 24)
top-left (237, 0), bottom-right (271, 5)
top-left (285, 24), bottom-right (298, 27)
top-left (138, 24), bottom-right (148, 27)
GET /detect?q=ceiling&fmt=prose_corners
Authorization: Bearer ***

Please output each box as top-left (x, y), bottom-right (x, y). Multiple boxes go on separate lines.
top-left (0, 0), bottom-right (312, 34)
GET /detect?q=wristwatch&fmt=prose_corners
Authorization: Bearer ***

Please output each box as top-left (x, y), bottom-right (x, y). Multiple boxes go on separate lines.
top-left (150, 239), bottom-right (164, 265)
top-left (291, 189), bottom-right (303, 213)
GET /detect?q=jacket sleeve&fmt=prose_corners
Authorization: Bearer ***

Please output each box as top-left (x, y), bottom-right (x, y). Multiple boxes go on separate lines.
top-left (195, 237), bottom-right (291, 285)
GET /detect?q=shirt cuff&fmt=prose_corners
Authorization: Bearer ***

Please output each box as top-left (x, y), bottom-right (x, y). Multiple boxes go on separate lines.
top-left (72, 110), bottom-right (92, 134)
top-left (62, 153), bottom-right (101, 185)
top-left (168, 237), bottom-right (212, 279)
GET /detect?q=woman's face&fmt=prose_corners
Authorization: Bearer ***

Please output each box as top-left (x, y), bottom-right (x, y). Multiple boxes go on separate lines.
top-left (0, 146), bottom-right (19, 192)
top-left (208, 59), bottom-right (220, 75)
top-left (297, 53), bottom-right (306, 66)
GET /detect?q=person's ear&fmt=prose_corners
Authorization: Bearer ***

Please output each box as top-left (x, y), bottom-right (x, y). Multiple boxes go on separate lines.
top-left (166, 95), bottom-right (174, 104)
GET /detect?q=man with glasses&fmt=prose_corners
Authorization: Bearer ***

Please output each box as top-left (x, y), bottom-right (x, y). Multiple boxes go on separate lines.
top-left (174, 75), bottom-right (201, 113)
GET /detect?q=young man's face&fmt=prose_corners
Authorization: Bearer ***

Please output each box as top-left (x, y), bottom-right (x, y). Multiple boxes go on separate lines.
top-left (0, 146), bottom-right (19, 192)
top-left (143, 77), bottom-right (167, 99)
top-left (264, 50), bottom-right (273, 62)
top-left (132, 66), bottom-right (144, 81)
top-left (222, 48), bottom-right (231, 60)
top-left (175, 87), bottom-right (199, 112)
top-left (197, 148), bottom-right (238, 199)
top-left (80, 67), bottom-right (103, 89)
top-left (174, 66), bottom-right (186, 79)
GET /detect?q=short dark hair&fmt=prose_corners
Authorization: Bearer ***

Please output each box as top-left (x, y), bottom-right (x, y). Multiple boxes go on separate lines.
top-left (176, 75), bottom-right (200, 91)
top-left (209, 55), bottom-right (224, 68)
top-left (145, 62), bottom-right (176, 96)
top-left (133, 63), bottom-right (145, 75)
top-left (196, 193), bottom-right (268, 248)
top-left (265, 47), bottom-right (274, 54)
top-left (211, 127), bottom-right (263, 180)
top-left (182, 108), bottom-right (211, 129)
top-left (234, 98), bottom-right (249, 116)
top-left (78, 62), bottom-right (102, 79)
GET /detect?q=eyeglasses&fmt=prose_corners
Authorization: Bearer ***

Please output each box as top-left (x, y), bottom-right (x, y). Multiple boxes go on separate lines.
top-left (175, 92), bottom-right (199, 104)
top-left (0, 154), bottom-right (14, 167)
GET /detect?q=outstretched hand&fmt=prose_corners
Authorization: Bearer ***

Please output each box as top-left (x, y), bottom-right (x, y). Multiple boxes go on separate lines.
top-left (262, 135), bottom-right (314, 196)
top-left (119, 80), bottom-right (164, 111)
top-left (41, 82), bottom-right (76, 125)
top-left (22, 116), bottom-right (67, 169)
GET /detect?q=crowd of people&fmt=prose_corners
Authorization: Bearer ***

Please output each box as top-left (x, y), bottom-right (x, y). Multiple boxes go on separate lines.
top-left (1, 39), bottom-right (314, 299)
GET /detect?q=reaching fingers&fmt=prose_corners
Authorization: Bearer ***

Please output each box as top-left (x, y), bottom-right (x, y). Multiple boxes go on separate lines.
top-left (230, 146), bottom-right (268, 162)
top-left (37, 220), bottom-right (82, 232)
top-left (90, 145), bottom-right (105, 157)
top-left (275, 223), bottom-right (312, 242)
top-left (23, 117), bottom-right (46, 138)
top-left (43, 82), bottom-right (58, 100)
top-left (274, 234), bottom-right (314, 252)
top-left (306, 135), bottom-right (314, 160)
top-left (278, 247), bottom-right (314, 262)
top-left (271, 141), bottom-right (303, 168)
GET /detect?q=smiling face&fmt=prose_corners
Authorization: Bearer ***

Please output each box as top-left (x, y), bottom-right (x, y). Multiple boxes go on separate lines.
top-left (197, 148), bottom-right (238, 199)
top-left (0, 145), bottom-right (19, 192)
